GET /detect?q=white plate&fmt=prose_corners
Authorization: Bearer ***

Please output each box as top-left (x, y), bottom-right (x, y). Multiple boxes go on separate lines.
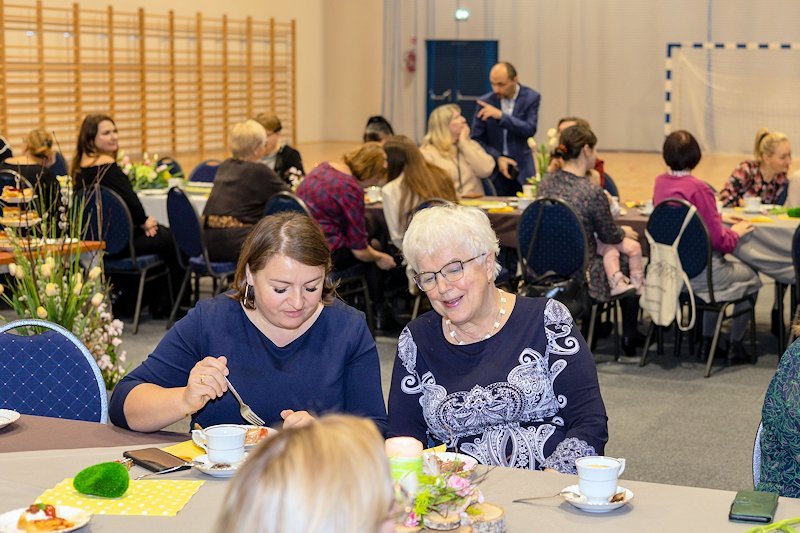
top-left (637, 208), bottom-right (653, 216)
top-left (0, 194), bottom-right (37, 204)
top-left (137, 189), bottom-right (168, 196)
top-left (422, 451), bottom-right (478, 475)
top-left (0, 409), bottom-right (20, 429)
top-left (241, 425), bottom-right (278, 449)
top-left (0, 505), bottom-right (91, 533)
top-left (0, 216), bottom-right (41, 228)
top-left (192, 453), bottom-right (247, 478)
top-left (561, 484), bottom-right (633, 513)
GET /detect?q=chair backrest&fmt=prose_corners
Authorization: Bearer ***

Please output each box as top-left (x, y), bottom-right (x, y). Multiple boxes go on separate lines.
top-left (82, 186), bottom-right (135, 258)
top-left (0, 319), bottom-right (108, 422)
top-left (0, 168), bottom-right (33, 190)
top-left (167, 186), bottom-right (205, 268)
top-left (188, 159), bottom-right (221, 182)
top-left (412, 197), bottom-right (453, 214)
top-left (517, 197), bottom-right (587, 281)
top-left (753, 421), bottom-right (763, 488)
top-left (0, 136), bottom-right (11, 163)
top-left (647, 198), bottom-right (711, 289)
top-left (158, 156), bottom-right (184, 178)
top-left (603, 173), bottom-right (619, 198)
top-left (264, 191), bottom-right (312, 217)
top-left (482, 178), bottom-right (498, 197)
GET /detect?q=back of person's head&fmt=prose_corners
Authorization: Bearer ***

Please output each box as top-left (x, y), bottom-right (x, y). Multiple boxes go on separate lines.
top-left (383, 135), bottom-right (456, 218)
top-left (215, 415), bottom-right (393, 533)
top-left (231, 212), bottom-right (336, 305)
top-left (72, 113), bottom-right (115, 176)
top-left (553, 125), bottom-right (597, 161)
top-left (254, 112), bottom-right (282, 134)
top-left (363, 115), bottom-right (394, 143)
top-left (342, 142), bottom-right (387, 182)
top-left (753, 128), bottom-right (789, 161)
top-left (24, 128), bottom-right (54, 160)
top-left (662, 130), bottom-right (702, 171)
top-left (557, 116), bottom-right (592, 133)
top-left (230, 120), bottom-right (267, 159)
top-left (423, 103), bottom-right (460, 153)
top-left (403, 204), bottom-right (501, 279)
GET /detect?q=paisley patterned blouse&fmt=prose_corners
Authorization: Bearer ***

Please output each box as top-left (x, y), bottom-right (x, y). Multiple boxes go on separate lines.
top-left (387, 297), bottom-right (608, 473)
top-left (538, 169), bottom-right (625, 302)
top-left (719, 160), bottom-right (788, 208)
top-left (758, 339), bottom-right (800, 496)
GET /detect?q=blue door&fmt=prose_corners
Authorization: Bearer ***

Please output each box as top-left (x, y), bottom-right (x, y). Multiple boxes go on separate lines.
top-left (426, 40), bottom-right (498, 124)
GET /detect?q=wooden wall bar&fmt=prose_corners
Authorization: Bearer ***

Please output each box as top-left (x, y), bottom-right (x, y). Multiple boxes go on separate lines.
top-left (0, 0), bottom-right (296, 164)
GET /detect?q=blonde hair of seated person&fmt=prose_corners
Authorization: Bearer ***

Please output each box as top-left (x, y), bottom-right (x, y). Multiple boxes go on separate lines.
top-left (215, 415), bottom-right (393, 533)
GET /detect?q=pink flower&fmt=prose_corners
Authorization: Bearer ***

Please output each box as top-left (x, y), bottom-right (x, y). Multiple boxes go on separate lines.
top-left (447, 475), bottom-right (473, 497)
top-left (403, 512), bottom-right (419, 528)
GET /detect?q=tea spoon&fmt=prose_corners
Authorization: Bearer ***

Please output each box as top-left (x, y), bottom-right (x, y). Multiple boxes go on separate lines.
top-left (513, 490), bottom-right (625, 504)
top-left (134, 460), bottom-right (230, 480)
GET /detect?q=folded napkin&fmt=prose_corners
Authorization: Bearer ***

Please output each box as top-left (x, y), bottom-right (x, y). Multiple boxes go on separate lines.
top-left (161, 440), bottom-right (205, 461)
top-left (488, 206), bottom-right (515, 213)
top-left (39, 479), bottom-right (204, 516)
top-left (747, 216), bottom-right (774, 223)
top-left (424, 444), bottom-right (447, 454)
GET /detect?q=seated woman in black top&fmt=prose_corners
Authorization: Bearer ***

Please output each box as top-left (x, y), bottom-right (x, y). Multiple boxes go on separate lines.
top-left (71, 113), bottom-right (184, 316)
top-left (254, 112), bottom-right (305, 186)
top-left (0, 128), bottom-right (60, 217)
top-left (202, 120), bottom-right (289, 263)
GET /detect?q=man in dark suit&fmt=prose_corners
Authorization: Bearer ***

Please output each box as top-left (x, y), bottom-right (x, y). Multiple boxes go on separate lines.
top-left (471, 62), bottom-right (540, 196)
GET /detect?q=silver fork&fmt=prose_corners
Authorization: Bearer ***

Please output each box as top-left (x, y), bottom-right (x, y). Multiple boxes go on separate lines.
top-left (225, 377), bottom-right (266, 426)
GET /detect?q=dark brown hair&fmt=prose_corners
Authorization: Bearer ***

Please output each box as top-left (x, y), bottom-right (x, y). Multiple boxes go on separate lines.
top-left (384, 135), bottom-right (457, 230)
top-left (342, 142), bottom-right (387, 183)
top-left (553, 125), bottom-right (597, 161)
top-left (71, 114), bottom-right (116, 176)
top-left (662, 130), bottom-right (702, 171)
top-left (231, 212), bottom-right (336, 305)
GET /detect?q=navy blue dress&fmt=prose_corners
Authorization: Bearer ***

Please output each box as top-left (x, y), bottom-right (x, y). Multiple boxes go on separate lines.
top-left (387, 297), bottom-right (607, 473)
top-left (110, 294), bottom-right (387, 433)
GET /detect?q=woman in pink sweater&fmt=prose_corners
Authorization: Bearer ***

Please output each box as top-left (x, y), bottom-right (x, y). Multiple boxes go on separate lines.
top-left (652, 130), bottom-right (761, 363)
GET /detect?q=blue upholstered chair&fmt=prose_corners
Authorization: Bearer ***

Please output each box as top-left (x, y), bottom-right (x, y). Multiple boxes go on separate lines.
top-left (0, 168), bottom-right (32, 190)
top-left (0, 319), bottom-right (108, 422)
top-left (82, 186), bottom-right (173, 334)
top-left (188, 159), bottom-right (221, 183)
top-left (603, 173), bottom-right (619, 198)
top-left (166, 187), bottom-right (236, 327)
top-left (639, 198), bottom-right (757, 376)
top-left (157, 156), bottom-right (184, 178)
top-left (263, 191), bottom-right (312, 217)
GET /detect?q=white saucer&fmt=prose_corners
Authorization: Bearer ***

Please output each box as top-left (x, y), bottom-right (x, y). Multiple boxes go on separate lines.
top-left (240, 425), bottom-right (278, 450)
top-left (0, 409), bottom-right (20, 430)
top-left (192, 453), bottom-right (247, 478)
top-left (561, 484), bottom-right (633, 513)
top-left (637, 208), bottom-right (653, 216)
top-left (0, 505), bottom-right (91, 532)
top-left (422, 451), bottom-right (478, 475)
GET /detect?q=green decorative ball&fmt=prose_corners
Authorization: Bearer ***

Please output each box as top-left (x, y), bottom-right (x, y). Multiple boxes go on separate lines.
top-left (787, 207), bottom-right (800, 218)
top-left (73, 462), bottom-right (130, 498)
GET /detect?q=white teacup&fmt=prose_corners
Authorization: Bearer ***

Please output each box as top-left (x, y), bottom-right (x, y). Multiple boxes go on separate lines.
top-left (575, 456), bottom-right (626, 503)
top-left (744, 196), bottom-right (762, 213)
top-left (522, 184), bottom-right (536, 198)
top-left (644, 199), bottom-right (654, 213)
top-left (191, 424), bottom-right (246, 464)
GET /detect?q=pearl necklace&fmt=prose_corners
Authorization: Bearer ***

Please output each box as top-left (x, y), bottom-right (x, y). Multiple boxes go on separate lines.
top-left (445, 289), bottom-right (507, 345)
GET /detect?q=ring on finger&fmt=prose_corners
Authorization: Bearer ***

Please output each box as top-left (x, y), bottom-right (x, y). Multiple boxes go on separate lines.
top-left (200, 374), bottom-right (206, 385)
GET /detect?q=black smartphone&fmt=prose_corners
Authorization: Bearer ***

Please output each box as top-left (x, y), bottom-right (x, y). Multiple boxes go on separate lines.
top-left (123, 447), bottom-right (189, 473)
top-left (508, 165), bottom-right (519, 180)
top-left (729, 490), bottom-right (778, 523)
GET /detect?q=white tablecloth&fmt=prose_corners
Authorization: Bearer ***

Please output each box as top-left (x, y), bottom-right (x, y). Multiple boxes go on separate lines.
top-left (137, 191), bottom-right (208, 228)
top-left (729, 209), bottom-right (800, 284)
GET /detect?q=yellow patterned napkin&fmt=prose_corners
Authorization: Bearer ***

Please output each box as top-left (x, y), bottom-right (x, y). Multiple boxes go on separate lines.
top-left (424, 444), bottom-right (446, 453)
top-left (38, 479), bottom-right (204, 516)
top-left (161, 440), bottom-right (205, 461)
top-left (487, 206), bottom-right (515, 213)
top-left (778, 214), bottom-right (795, 221)
top-left (747, 216), bottom-right (774, 223)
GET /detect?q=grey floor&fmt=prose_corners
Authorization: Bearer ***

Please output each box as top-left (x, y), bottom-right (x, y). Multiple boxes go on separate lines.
top-left (113, 274), bottom-right (789, 493)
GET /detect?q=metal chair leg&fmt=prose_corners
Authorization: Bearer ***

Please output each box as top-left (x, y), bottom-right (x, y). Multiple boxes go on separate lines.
top-left (704, 306), bottom-right (728, 378)
top-left (640, 322), bottom-right (655, 366)
top-left (586, 303), bottom-right (598, 351)
top-left (133, 271), bottom-right (147, 335)
top-left (167, 270), bottom-right (192, 329)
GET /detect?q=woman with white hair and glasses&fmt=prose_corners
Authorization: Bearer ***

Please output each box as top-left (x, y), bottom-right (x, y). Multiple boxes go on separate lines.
top-left (387, 204), bottom-right (608, 473)
top-left (202, 120), bottom-right (289, 262)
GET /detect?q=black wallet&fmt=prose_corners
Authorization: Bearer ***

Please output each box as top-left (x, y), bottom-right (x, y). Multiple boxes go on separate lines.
top-left (123, 448), bottom-right (189, 473)
top-left (729, 490), bottom-right (778, 523)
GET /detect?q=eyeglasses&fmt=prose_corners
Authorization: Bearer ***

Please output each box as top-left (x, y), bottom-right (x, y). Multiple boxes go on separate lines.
top-left (413, 253), bottom-right (486, 292)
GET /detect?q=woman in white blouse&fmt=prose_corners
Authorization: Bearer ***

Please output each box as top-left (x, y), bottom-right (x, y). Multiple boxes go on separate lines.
top-left (420, 104), bottom-right (495, 197)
